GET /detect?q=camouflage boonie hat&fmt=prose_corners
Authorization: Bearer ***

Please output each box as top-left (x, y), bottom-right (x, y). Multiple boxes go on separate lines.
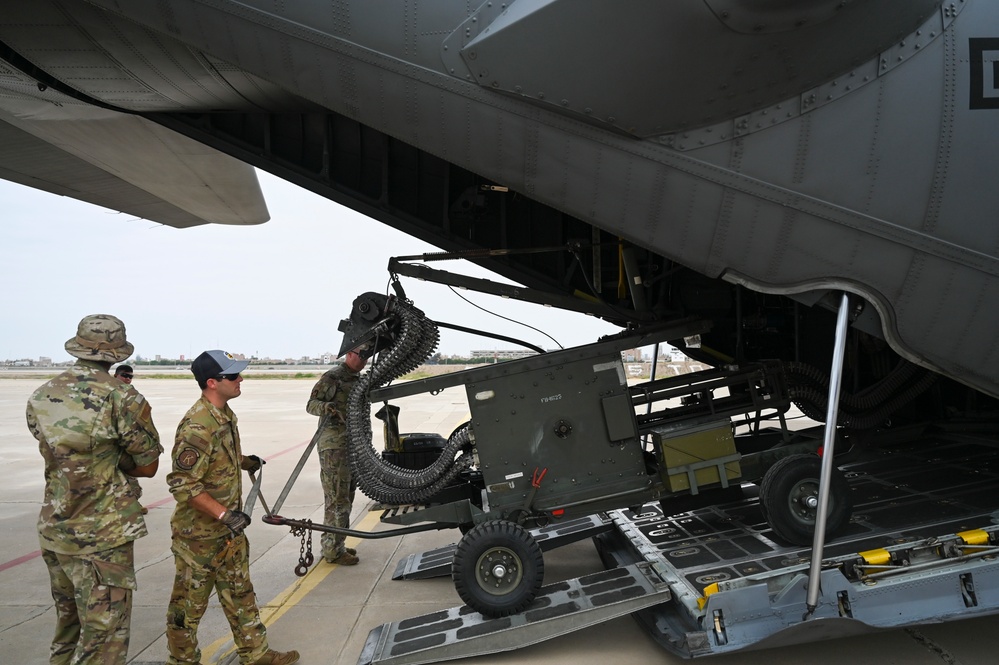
top-left (64, 314), bottom-right (134, 363)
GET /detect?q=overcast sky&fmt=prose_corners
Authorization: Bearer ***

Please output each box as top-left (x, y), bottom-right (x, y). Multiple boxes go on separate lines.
top-left (0, 171), bottom-right (621, 362)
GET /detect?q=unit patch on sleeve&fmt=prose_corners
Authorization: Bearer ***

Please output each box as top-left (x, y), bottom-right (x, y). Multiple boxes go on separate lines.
top-left (177, 447), bottom-right (200, 470)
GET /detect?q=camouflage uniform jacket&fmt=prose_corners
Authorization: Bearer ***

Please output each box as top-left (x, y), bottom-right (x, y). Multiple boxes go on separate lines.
top-left (306, 361), bottom-right (360, 453)
top-left (168, 396), bottom-right (246, 540)
top-left (26, 359), bottom-right (161, 555)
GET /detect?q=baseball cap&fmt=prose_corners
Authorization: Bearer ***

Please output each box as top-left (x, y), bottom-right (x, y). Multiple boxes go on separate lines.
top-left (191, 350), bottom-right (249, 384)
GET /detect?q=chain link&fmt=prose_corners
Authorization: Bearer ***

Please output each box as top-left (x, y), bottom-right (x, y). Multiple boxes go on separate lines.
top-left (291, 520), bottom-right (315, 577)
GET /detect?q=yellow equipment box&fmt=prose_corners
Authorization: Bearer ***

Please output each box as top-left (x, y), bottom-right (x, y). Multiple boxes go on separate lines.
top-left (653, 420), bottom-right (741, 494)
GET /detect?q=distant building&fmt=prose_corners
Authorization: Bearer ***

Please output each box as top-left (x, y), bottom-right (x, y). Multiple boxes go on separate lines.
top-left (621, 348), bottom-right (643, 363)
top-left (469, 349), bottom-right (538, 360)
top-left (38, 356), bottom-right (52, 366)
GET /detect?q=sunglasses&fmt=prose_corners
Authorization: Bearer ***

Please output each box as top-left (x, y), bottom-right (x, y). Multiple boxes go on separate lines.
top-left (119, 373), bottom-right (133, 379)
top-left (215, 373), bottom-right (241, 382)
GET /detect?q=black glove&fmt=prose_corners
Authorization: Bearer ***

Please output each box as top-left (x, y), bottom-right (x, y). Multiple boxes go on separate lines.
top-left (221, 509), bottom-right (251, 536)
top-left (241, 454), bottom-right (265, 473)
top-left (324, 403), bottom-right (343, 422)
top-left (118, 453), bottom-right (137, 473)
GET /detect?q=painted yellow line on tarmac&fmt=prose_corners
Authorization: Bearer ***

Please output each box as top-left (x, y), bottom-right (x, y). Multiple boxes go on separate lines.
top-left (202, 509), bottom-right (383, 663)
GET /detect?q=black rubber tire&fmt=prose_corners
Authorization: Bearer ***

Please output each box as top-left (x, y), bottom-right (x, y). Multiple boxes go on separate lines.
top-left (452, 520), bottom-right (544, 617)
top-left (759, 454), bottom-right (852, 546)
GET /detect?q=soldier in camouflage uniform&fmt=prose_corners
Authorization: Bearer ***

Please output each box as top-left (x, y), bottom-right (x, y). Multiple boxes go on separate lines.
top-left (26, 314), bottom-right (162, 665)
top-left (306, 349), bottom-right (367, 565)
top-left (166, 350), bottom-right (299, 665)
top-left (113, 365), bottom-right (148, 514)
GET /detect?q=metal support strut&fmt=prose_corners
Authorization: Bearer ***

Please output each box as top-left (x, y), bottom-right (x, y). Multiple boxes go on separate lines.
top-left (805, 292), bottom-right (850, 617)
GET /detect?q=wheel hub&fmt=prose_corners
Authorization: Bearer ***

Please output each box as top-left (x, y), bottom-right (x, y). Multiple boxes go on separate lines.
top-left (476, 546), bottom-right (523, 596)
top-left (790, 481), bottom-right (820, 521)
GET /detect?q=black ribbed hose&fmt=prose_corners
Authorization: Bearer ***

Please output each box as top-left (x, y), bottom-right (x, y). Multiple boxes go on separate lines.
top-left (343, 298), bottom-right (474, 504)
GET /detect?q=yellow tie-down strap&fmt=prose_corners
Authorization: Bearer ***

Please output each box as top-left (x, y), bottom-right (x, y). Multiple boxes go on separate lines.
top-left (958, 529), bottom-right (990, 547)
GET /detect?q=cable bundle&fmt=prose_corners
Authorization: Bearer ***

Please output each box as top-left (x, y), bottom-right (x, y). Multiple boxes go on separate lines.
top-left (787, 359), bottom-right (936, 429)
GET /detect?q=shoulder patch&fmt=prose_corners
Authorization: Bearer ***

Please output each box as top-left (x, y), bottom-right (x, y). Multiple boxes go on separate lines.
top-left (176, 447), bottom-right (200, 470)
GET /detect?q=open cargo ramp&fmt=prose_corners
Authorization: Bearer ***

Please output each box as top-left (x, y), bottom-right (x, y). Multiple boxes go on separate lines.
top-left (594, 431), bottom-right (999, 657)
top-left (359, 429), bottom-right (999, 662)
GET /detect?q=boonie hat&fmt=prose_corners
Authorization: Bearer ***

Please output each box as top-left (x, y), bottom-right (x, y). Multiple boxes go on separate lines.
top-left (191, 349), bottom-right (249, 384)
top-left (64, 314), bottom-right (134, 363)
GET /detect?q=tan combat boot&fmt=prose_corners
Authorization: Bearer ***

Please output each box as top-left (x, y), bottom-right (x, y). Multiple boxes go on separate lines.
top-left (327, 550), bottom-right (359, 565)
top-left (251, 649), bottom-right (300, 665)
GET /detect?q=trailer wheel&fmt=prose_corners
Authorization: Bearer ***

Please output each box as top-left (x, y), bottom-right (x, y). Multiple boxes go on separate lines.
top-left (452, 520), bottom-right (544, 617)
top-left (759, 454), bottom-right (852, 546)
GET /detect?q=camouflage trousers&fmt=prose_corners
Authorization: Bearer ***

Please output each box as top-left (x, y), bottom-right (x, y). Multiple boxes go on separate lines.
top-left (166, 534), bottom-right (268, 665)
top-left (319, 447), bottom-right (356, 559)
top-left (42, 541), bottom-right (135, 665)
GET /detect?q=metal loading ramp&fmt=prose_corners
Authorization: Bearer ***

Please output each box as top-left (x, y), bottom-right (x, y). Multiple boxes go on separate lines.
top-left (359, 431), bottom-right (999, 663)
top-left (598, 507), bottom-right (999, 657)
top-left (358, 562), bottom-right (672, 665)
top-left (593, 432), bottom-right (999, 657)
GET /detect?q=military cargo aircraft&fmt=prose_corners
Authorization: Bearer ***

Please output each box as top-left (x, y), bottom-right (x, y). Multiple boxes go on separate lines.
top-left (1, 0), bottom-right (996, 409)
top-left (5, 1), bottom-right (999, 660)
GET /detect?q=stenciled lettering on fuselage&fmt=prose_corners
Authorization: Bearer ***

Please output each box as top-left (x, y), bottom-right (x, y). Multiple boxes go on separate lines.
top-left (969, 38), bottom-right (999, 109)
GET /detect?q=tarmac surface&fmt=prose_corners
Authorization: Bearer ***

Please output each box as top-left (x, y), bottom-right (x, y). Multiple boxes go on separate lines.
top-left (2, 375), bottom-right (999, 665)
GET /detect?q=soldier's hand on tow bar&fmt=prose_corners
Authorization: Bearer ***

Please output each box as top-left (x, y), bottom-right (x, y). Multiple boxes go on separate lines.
top-left (221, 509), bottom-right (251, 536)
top-left (241, 454), bottom-right (265, 473)
top-left (324, 403), bottom-right (343, 421)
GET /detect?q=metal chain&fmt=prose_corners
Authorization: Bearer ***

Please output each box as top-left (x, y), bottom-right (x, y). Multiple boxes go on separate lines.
top-left (292, 520), bottom-right (315, 577)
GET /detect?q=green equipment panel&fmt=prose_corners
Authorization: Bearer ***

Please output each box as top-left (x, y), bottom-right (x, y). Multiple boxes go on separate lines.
top-left (466, 350), bottom-right (649, 516)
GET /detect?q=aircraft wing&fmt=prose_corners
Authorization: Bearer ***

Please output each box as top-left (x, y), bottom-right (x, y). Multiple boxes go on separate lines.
top-left (0, 60), bottom-right (268, 228)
